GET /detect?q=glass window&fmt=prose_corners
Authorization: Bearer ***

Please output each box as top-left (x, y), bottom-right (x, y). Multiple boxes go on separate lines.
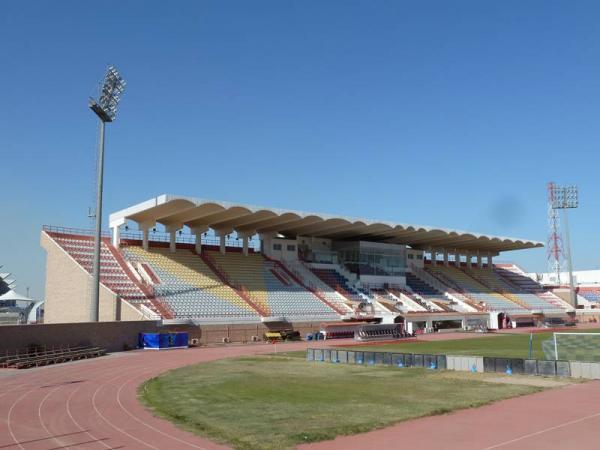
top-left (273, 243), bottom-right (282, 251)
top-left (287, 245), bottom-right (296, 251)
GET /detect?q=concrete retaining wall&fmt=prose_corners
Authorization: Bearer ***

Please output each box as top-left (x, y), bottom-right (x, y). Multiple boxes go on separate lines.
top-left (0, 321), bottom-right (160, 353)
top-left (307, 349), bottom-right (600, 380)
top-left (0, 321), bottom-right (322, 354)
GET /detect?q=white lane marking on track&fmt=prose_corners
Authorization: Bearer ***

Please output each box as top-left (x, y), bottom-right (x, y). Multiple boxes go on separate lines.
top-left (66, 381), bottom-right (114, 449)
top-left (6, 389), bottom-right (29, 450)
top-left (482, 410), bottom-right (600, 449)
top-left (116, 370), bottom-right (211, 450)
top-left (38, 386), bottom-right (69, 449)
top-left (92, 371), bottom-right (163, 450)
top-left (65, 363), bottom-right (136, 450)
top-left (5, 370), bottom-right (83, 450)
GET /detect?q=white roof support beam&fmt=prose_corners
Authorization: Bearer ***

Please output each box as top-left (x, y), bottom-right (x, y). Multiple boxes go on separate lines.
top-left (108, 195), bottom-right (544, 255)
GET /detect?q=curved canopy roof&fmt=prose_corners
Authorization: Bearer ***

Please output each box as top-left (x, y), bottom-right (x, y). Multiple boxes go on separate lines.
top-left (109, 194), bottom-right (543, 253)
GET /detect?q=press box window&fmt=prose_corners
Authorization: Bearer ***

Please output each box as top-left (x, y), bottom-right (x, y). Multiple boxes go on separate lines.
top-left (287, 245), bottom-right (296, 251)
top-left (273, 244), bottom-right (282, 251)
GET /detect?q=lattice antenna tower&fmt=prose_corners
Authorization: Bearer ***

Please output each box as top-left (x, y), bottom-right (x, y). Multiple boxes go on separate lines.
top-left (547, 182), bottom-right (564, 284)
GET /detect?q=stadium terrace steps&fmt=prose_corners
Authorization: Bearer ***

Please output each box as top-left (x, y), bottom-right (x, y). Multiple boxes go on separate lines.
top-left (46, 232), bottom-right (166, 318)
top-left (469, 267), bottom-right (563, 311)
top-left (426, 266), bottom-right (527, 313)
top-left (265, 258), bottom-right (349, 315)
top-left (281, 260), bottom-right (352, 314)
top-left (404, 273), bottom-right (455, 312)
top-left (205, 251), bottom-right (340, 321)
top-left (411, 265), bottom-right (485, 312)
top-left (122, 246), bottom-right (260, 320)
top-left (385, 288), bottom-right (428, 312)
top-left (308, 266), bottom-right (363, 302)
top-left (494, 264), bottom-right (572, 310)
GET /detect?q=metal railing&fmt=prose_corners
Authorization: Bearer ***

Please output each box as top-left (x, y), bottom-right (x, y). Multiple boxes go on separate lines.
top-left (43, 225), bottom-right (261, 251)
top-left (42, 225), bottom-right (110, 238)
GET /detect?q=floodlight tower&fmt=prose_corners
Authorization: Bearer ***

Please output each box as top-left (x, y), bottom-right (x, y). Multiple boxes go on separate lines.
top-left (549, 184), bottom-right (579, 308)
top-left (89, 66), bottom-right (126, 322)
top-left (547, 182), bottom-right (564, 284)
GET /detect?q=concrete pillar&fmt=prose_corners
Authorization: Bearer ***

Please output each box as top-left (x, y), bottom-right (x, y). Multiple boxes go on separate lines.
top-left (195, 234), bottom-right (202, 253)
top-left (237, 231), bottom-right (255, 257)
top-left (112, 225), bottom-right (120, 247)
top-left (454, 250), bottom-right (460, 268)
top-left (165, 224), bottom-right (182, 253)
top-left (138, 221), bottom-right (155, 251)
top-left (219, 235), bottom-right (226, 254)
top-left (426, 319), bottom-right (434, 332)
top-left (214, 228), bottom-right (232, 255)
top-left (142, 228), bottom-right (149, 250)
top-left (466, 252), bottom-right (472, 270)
top-left (191, 227), bottom-right (208, 254)
top-left (477, 252), bottom-right (483, 269)
top-left (431, 249), bottom-right (437, 266)
top-left (443, 249), bottom-right (449, 267)
top-left (170, 231), bottom-right (177, 252)
top-left (488, 252), bottom-right (493, 271)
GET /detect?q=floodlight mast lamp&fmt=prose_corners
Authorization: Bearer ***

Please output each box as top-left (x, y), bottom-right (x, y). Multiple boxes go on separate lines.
top-left (551, 185), bottom-right (579, 308)
top-left (88, 66), bottom-right (126, 322)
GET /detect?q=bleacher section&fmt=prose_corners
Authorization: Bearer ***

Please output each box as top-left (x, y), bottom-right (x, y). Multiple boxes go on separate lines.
top-left (579, 288), bottom-right (600, 302)
top-left (310, 267), bottom-right (362, 302)
top-left (47, 232), bottom-right (166, 318)
top-left (426, 266), bottom-right (526, 313)
top-left (284, 261), bottom-right (353, 313)
top-left (122, 246), bottom-right (260, 321)
top-left (206, 251), bottom-right (340, 321)
top-left (494, 264), bottom-right (573, 310)
top-left (469, 267), bottom-right (563, 311)
top-left (405, 273), bottom-right (454, 312)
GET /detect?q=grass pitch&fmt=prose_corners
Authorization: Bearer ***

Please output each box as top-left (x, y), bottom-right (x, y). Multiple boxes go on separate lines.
top-left (140, 354), bottom-right (541, 450)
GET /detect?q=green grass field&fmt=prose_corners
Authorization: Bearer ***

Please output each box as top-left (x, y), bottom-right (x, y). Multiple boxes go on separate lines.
top-left (140, 354), bottom-right (541, 450)
top-left (339, 330), bottom-right (600, 359)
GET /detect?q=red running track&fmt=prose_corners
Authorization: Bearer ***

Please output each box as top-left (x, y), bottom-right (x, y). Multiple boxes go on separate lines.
top-left (1, 338), bottom-right (600, 450)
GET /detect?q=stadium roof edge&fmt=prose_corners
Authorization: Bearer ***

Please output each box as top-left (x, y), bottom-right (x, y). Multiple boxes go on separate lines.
top-left (108, 194), bottom-right (544, 253)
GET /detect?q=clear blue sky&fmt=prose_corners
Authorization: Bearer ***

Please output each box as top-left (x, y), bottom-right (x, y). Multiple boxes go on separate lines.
top-left (2, 1), bottom-right (600, 300)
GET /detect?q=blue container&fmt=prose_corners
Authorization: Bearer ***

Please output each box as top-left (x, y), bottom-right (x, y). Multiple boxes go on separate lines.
top-left (140, 333), bottom-right (160, 349)
top-left (172, 332), bottom-right (189, 348)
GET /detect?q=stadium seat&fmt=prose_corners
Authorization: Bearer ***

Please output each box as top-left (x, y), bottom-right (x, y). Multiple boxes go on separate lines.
top-left (426, 266), bottom-right (526, 313)
top-left (47, 232), bottom-right (166, 317)
top-left (122, 246), bottom-right (260, 320)
top-left (206, 251), bottom-right (340, 321)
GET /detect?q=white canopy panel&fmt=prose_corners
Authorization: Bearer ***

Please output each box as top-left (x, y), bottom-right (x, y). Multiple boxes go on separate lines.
top-left (109, 194), bottom-right (543, 253)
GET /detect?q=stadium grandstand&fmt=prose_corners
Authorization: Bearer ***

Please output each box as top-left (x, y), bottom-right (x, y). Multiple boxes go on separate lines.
top-left (41, 194), bottom-right (575, 330)
top-left (0, 268), bottom-right (42, 325)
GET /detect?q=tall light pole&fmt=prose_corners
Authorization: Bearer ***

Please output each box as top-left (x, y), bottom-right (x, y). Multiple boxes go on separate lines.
top-left (550, 184), bottom-right (579, 308)
top-left (89, 66), bottom-right (126, 322)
